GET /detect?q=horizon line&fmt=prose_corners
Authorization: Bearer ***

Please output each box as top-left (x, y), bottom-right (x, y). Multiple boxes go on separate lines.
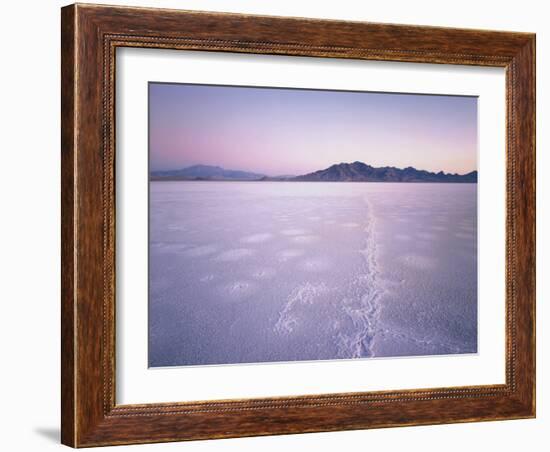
top-left (150, 161), bottom-right (478, 177)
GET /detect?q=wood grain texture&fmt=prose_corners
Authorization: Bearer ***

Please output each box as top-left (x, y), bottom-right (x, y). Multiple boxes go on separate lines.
top-left (60, 3), bottom-right (536, 447)
top-left (60, 5), bottom-right (76, 447)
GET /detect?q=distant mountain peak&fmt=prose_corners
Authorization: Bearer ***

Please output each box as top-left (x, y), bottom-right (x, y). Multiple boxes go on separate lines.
top-left (186, 164), bottom-right (222, 171)
top-left (293, 162), bottom-right (477, 183)
top-left (150, 164), bottom-right (265, 181)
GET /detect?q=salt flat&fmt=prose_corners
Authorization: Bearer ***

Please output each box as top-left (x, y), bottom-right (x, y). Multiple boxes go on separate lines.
top-left (148, 181), bottom-right (477, 367)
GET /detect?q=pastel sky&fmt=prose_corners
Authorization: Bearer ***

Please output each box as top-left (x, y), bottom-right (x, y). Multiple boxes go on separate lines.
top-left (149, 83), bottom-right (477, 176)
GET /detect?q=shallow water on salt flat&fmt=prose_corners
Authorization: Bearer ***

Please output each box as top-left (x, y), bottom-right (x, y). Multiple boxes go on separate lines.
top-left (148, 181), bottom-right (477, 367)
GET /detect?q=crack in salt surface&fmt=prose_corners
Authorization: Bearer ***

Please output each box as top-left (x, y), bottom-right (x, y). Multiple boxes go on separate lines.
top-left (337, 195), bottom-right (384, 359)
top-left (272, 194), bottom-right (385, 360)
top-left (274, 282), bottom-right (329, 334)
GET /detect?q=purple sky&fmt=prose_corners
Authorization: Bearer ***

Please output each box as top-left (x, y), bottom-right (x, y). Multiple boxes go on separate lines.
top-left (149, 83), bottom-right (477, 176)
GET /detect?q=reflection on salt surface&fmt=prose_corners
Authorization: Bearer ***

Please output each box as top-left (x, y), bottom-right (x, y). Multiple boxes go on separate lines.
top-left (149, 181), bottom-right (477, 367)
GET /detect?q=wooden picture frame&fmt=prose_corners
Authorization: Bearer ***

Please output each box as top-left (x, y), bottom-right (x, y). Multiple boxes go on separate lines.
top-left (61, 3), bottom-right (535, 447)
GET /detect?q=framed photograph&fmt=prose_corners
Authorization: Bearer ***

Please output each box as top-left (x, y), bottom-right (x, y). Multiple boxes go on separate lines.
top-left (61, 3), bottom-right (536, 447)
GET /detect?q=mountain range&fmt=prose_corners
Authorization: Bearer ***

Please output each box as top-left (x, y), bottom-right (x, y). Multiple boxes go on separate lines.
top-left (150, 165), bottom-right (265, 181)
top-left (150, 162), bottom-right (477, 183)
top-left (290, 161), bottom-right (477, 183)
